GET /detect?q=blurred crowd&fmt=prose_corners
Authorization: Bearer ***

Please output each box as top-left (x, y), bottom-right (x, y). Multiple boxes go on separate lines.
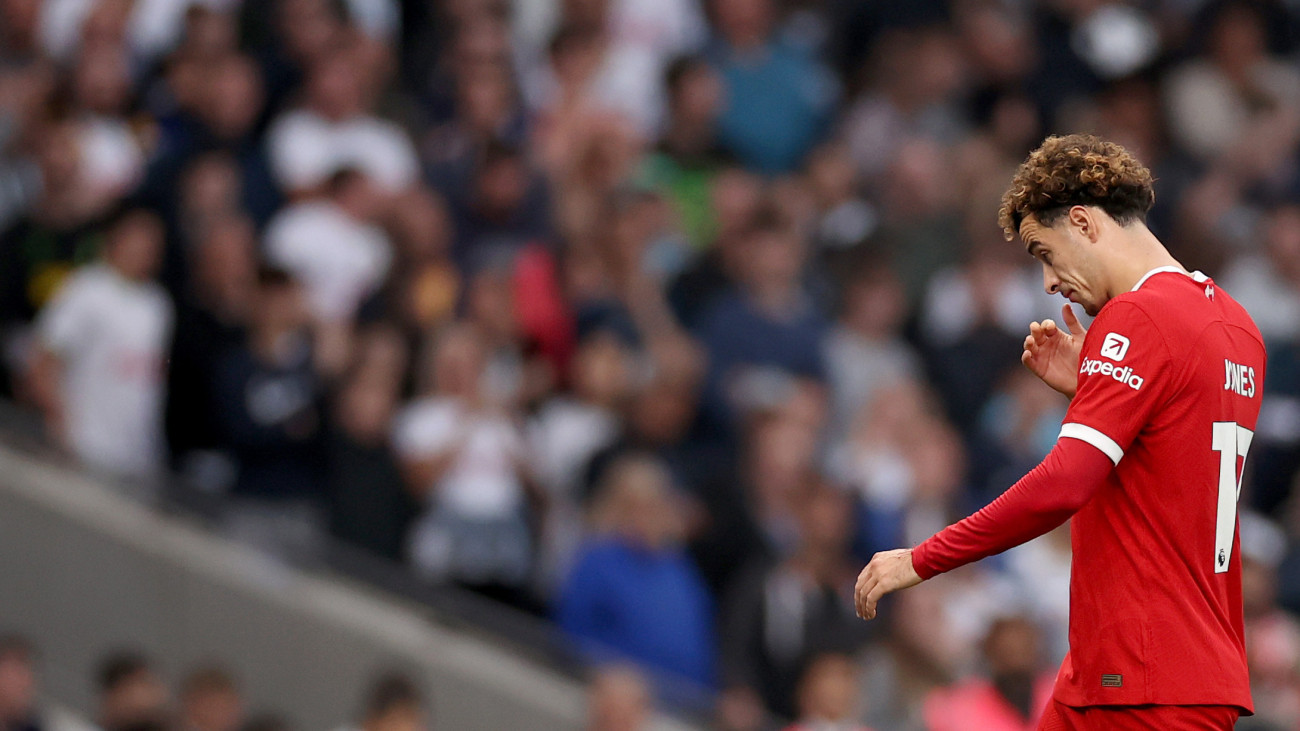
top-left (4, 0), bottom-right (1300, 728)
top-left (0, 634), bottom-right (440, 731)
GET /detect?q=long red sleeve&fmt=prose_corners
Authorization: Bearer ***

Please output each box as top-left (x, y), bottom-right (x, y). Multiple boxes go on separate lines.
top-left (911, 437), bottom-right (1115, 579)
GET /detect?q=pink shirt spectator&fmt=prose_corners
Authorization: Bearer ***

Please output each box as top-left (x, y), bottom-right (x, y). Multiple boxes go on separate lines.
top-left (923, 673), bottom-right (1055, 731)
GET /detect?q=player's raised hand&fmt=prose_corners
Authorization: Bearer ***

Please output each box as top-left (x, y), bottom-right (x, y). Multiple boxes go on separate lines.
top-left (1021, 304), bottom-right (1087, 398)
top-left (855, 549), bottom-right (923, 621)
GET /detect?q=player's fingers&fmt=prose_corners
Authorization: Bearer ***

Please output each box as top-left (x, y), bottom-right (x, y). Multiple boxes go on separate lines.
top-left (1041, 319), bottom-right (1057, 339)
top-left (1062, 304), bottom-right (1085, 335)
top-left (1029, 321), bottom-right (1046, 344)
top-left (856, 574), bottom-right (875, 618)
top-left (863, 584), bottom-right (888, 620)
top-left (857, 566), bottom-right (881, 618)
top-left (854, 566), bottom-right (872, 618)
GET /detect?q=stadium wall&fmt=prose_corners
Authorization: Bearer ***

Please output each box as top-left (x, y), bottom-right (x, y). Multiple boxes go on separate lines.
top-left (0, 441), bottom-right (699, 731)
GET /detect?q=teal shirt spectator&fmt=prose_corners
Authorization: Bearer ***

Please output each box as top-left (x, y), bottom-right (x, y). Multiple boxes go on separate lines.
top-left (708, 39), bottom-right (839, 174)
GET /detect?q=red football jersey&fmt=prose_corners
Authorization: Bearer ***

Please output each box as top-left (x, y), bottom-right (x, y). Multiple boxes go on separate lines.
top-left (1052, 267), bottom-right (1264, 711)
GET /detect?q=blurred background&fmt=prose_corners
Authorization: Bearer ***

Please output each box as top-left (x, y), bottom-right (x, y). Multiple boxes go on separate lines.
top-left (1, 0), bottom-right (1300, 729)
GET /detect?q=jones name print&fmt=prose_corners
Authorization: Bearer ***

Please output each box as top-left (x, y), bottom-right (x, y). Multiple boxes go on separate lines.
top-left (1224, 360), bottom-right (1256, 398)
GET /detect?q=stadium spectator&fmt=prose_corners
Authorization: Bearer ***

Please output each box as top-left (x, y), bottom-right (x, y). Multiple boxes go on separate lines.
top-left (336, 673), bottom-right (429, 731)
top-left (266, 41), bottom-right (417, 196)
top-left (523, 22), bottom-right (661, 139)
top-left (839, 26), bottom-right (967, 187)
top-left (822, 264), bottom-right (917, 445)
top-left (65, 43), bottom-right (143, 211)
top-left (1235, 513), bottom-right (1300, 731)
top-left (720, 484), bottom-right (873, 720)
top-left (144, 52), bottom-right (280, 228)
top-left (803, 143), bottom-right (877, 260)
top-left (585, 665), bottom-right (651, 731)
top-left (1001, 525), bottom-right (1072, 662)
top-left (829, 380), bottom-right (967, 559)
top-left (919, 236), bottom-right (1053, 434)
top-left (695, 208), bottom-right (827, 435)
top-left (164, 215), bottom-right (257, 485)
top-left (922, 616), bottom-right (1054, 731)
top-left (0, 116), bottom-right (116, 330)
top-left (96, 652), bottom-right (169, 731)
top-left (514, 0), bottom-right (707, 87)
top-left (179, 666), bottom-right (243, 731)
top-left (0, 635), bottom-right (39, 731)
top-left (395, 323), bottom-right (535, 603)
top-left (529, 329), bottom-right (632, 587)
top-left (240, 714), bottom-right (293, 731)
top-left (210, 268), bottom-right (325, 557)
top-left (557, 454), bottom-right (715, 688)
top-left (706, 0), bottom-right (838, 173)
top-left (666, 166), bottom-right (764, 328)
top-left (264, 168), bottom-right (392, 325)
top-left (423, 58), bottom-right (526, 183)
top-left (689, 402), bottom-right (822, 596)
top-left (970, 368), bottom-right (1068, 500)
top-left (1164, 1), bottom-right (1300, 165)
top-left (857, 581), bottom-right (964, 731)
top-left (28, 208), bottom-right (173, 481)
top-left (781, 653), bottom-right (872, 731)
top-left (325, 337), bottom-right (418, 562)
top-left (638, 55), bottom-right (727, 250)
top-left (440, 140), bottom-right (552, 278)
top-left (1222, 202), bottom-right (1300, 345)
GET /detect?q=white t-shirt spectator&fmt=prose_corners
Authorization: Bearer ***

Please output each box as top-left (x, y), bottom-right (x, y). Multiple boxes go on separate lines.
top-left (823, 327), bottom-right (919, 442)
top-left (40, 0), bottom-right (242, 61)
top-left (919, 264), bottom-right (1063, 346)
top-left (266, 110), bottom-right (419, 194)
top-left (264, 200), bottom-right (392, 323)
top-left (77, 116), bottom-right (143, 197)
top-left (37, 264), bottom-right (173, 477)
top-left (342, 0), bottom-right (399, 41)
top-left (514, 0), bottom-right (706, 72)
top-left (527, 397), bottom-right (619, 499)
top-left (394, 398), bottom-right (526, 519)
top-left (1165, 59), bottom-right (1300, 161)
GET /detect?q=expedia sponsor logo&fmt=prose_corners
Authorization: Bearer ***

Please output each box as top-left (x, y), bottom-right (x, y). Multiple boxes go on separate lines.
top-left (1080, 358), bottom-right (1145, 390)
top-left (1100, 333), bottom-right (1130, 361)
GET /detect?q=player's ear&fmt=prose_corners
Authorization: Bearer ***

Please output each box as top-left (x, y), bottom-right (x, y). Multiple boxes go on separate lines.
top-left (1068, 205), bottom-right (1100, 244)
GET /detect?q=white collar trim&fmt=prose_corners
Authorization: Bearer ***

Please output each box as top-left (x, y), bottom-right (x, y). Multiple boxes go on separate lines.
top-left (1131, 266), bottom-right (1206, 291)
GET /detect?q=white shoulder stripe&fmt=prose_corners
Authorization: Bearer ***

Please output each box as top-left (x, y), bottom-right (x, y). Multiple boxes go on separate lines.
top-left (1059, 423), bottom-right (1124, 465)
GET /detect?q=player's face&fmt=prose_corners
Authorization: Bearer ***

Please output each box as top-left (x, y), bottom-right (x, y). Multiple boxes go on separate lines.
top-left (1020, 213), bottom-right (1106, 315)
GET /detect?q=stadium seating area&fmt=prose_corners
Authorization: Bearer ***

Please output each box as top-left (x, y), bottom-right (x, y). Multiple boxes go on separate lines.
top-left (3, 0), bottom-right (1300, 728)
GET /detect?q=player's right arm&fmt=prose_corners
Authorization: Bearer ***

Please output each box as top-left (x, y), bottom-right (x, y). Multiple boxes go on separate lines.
top-left (1022, 304), bottom-right (1086, 398)
top-left (855, 429), bottom-right (1116, 620)
top-left (858, 301), bottom-right (1173, 621)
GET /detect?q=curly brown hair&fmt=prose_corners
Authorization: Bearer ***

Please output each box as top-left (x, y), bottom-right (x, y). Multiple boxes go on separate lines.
top-left (998, 134), bottom-right (1155, 240)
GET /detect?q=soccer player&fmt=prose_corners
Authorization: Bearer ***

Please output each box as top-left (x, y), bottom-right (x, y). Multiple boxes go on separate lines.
top-left (853, 134), bottom-right (1265, 730)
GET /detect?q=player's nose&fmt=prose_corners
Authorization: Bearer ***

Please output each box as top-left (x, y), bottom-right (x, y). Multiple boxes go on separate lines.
top-left (1042, 264), bottom-right (1061, 295)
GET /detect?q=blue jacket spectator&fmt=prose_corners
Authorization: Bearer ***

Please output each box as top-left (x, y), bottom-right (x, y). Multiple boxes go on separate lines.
top-left (557, 455), bottom-right (716, 689)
